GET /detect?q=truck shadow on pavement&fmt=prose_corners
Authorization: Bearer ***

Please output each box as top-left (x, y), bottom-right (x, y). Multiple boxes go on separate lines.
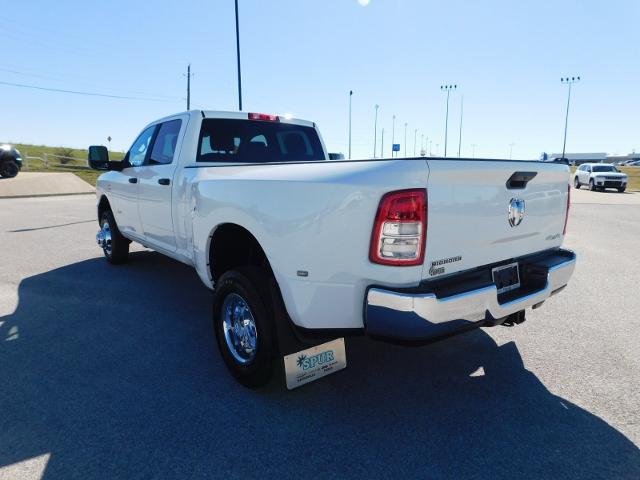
top-left (0, 252), bottom-right (638, 479)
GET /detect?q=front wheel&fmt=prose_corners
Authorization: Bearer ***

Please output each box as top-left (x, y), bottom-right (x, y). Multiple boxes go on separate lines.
top-left (574, 177), bottom-right (581, 189)
top-left (618, 187), bottom-right (626, 193)
top-left (589, 179), bottom-right (596, 191)
top-left (98, 210), bottom-right (129, 264)
top-left (213, 267), bottom-right (278, 388)
top-left (0, 160), bottom-right (19, 178)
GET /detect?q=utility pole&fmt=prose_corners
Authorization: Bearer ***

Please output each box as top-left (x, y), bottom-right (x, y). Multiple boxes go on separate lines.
top-left (391, 115), bottom-right (396, 157)
top-left (457, 96), bottom-right (464, 157)
top-left (373, 104), bottom-right (379, 158)
top-left (234, 0), bottom-right (243, 111)
top-left (413, 129), bottom-right (417, 156)
top-left (561, 76), bottom-right (580, 160)
top-left (348, 90), bottom-right (353, 159)
top-left (440, 84), bottom-right (457, 157)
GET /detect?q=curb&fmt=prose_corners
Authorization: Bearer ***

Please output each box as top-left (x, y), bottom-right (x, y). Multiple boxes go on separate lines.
top-left (0, 192), bottom-right (95, 199)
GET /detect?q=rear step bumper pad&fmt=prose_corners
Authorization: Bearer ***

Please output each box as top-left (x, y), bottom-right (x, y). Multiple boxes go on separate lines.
top-left (365, 249), bottom-right (576, 342)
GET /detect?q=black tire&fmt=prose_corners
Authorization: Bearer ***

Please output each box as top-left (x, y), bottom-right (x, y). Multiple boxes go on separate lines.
top-left (213, 267), bottom-right (278, 388)
top-left (0, 160), bottom-right (19, 178)
top-left (589, 179), bottom-right (596, 191)
top-left (618, 187), bottom-right (626, 193)
top-left (574, 176), bottom-right (581, 189)
top-left (99, 210), bottom-right (129, 264)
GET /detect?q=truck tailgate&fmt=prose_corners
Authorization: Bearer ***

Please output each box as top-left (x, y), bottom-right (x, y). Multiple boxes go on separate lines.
top-left (422, 159), bottom-right (570, 280)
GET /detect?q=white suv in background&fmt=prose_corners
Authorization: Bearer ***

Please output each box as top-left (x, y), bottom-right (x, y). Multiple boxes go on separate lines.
top-left (574, 163), bottom-right (628, 192)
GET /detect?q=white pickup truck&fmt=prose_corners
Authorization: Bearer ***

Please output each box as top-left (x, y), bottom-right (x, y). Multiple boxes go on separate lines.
top-left (89, 110), bottom-right (576, 388)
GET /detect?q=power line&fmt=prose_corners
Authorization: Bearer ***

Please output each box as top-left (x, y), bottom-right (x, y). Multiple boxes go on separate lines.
top-left (0, 66), bottom-right (179, 100)
top-left (0, 80), bottom-right (181, 103)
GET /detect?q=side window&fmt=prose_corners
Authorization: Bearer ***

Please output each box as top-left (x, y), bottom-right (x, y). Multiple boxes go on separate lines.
top-left (129, 126), bottom-right (157, 167)
top-left (149, 119), bottom-right (182, 165)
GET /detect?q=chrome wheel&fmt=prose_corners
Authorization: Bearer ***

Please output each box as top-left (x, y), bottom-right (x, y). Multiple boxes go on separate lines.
top-left (221, 293), bottom-right (258, 364)
top-left (98, 220), bottom-right (113, 257)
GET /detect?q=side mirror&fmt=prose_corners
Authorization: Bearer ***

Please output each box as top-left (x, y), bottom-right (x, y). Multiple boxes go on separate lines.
top-left (88, 146), bottom-right (126, 171)
top-left (88, 145), bottom-right (109, 170)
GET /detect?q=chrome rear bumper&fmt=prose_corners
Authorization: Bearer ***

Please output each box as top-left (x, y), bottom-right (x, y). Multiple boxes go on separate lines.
top-left (365, 249), bottom-right (576, 342)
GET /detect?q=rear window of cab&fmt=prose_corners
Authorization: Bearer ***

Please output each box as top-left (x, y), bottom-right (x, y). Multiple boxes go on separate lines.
top-left (197, 119), bottom-right (325, 163)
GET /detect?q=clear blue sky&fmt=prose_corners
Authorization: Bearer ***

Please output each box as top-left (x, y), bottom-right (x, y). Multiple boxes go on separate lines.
top-left (0, 0), bottom-right (638, 159)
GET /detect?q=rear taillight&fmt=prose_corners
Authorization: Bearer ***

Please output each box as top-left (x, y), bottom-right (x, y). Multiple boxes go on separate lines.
top-left (369, 189), bottom-right (427, 266)
top-left (563, 183), bottom-right (570, 235)
top-left (248, 112), bottom-right (279, 122)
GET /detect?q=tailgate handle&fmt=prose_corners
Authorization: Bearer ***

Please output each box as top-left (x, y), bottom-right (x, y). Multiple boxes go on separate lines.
top-left (507, 171), bottom-right (537, 189)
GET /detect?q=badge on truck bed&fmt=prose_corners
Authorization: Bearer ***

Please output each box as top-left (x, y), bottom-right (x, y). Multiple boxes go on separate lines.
top-left (283, 338), bottom-right (347, 390)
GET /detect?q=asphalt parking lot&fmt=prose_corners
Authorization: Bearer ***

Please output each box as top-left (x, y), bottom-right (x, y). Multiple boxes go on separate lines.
top-left (1, 190), bottom-right (639, 479)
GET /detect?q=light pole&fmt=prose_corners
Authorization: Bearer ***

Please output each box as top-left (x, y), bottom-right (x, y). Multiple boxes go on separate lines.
top-left (429, 140), bottom-right (433, 156)
top-left (391, 115), bottom-right (396, 157)
top-left (435, 143), bottom-right (439, 156)
top-left (509, 143), bottom-right (515, 160)
top-left (457, 96), bottom-right (464, 158)
top-left (561, 76), bottom-right (580, 160)
top-left (234, 0), bottom-right (242, 111)
top-left (404, 122), bottom-right (408, 157)
top-left (440, 84), bottom-right (457, 157)
top-left (107, 136), bottom-right (112, 152)
top-left (348, 90), bottom-right (353, 159)
top-left (373, 104), bottom-right (379, 158)
top-left (413, 129), bottom-right (417, 156)
top-left (471, 143), bottom-right (478, 158)
top-left (381, 128), bottom-right (385, 158)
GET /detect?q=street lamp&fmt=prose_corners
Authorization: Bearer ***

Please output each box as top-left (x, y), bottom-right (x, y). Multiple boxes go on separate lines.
top-left (440, 84), bottom-right (457, 157)
top-left (348, 90), bottom-right (353, 159)
top-left (509, 143), bottom-right (515, 160)
top-left (561, 76), bottom-right (580, 160)
top-left (373, 104), bottom-right (379, 158)
top-left (457, 96), bottom-right (464, 158)
top-left (234, 0), bottom-right (242, 111)
top-left (107, 136), bottom-right (112, 153)
top-left (413, 129), bottom-right (417, 156)
top-left (391, 115), bottom-right (396, 157)
top-left (404, 122), bottom-right (408, 157)
top-left (381, 128), bottom-right (385, 158)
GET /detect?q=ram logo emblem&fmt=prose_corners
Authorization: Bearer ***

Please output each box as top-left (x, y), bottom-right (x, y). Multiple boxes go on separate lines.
top-left (508, 198), bottom-right (526, 227)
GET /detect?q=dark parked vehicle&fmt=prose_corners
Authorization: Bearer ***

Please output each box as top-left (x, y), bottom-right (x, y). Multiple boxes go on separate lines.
top-left (0, 145), bottom-right (22, 178)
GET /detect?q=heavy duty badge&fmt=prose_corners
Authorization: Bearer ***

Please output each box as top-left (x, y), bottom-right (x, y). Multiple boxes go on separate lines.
top-left (429, 255), bottom-right (462, 276)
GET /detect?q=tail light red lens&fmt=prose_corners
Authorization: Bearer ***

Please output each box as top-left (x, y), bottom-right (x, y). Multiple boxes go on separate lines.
top-left (248, 112), bottom-right (279, 122)
top-left (563, 183), bottom-right (570, 235)
top-left (369, 189), bottom-right (427, 266)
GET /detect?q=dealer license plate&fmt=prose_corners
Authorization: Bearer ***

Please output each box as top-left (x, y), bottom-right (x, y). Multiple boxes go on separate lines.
top-left (492, 262), bottom-right (521, 294)
top-left (283, 338), bottom-right (347, 390)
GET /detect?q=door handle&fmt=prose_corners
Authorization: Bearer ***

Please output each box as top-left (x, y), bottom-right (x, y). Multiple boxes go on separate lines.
top-left (158, 178), bottom-right (171, 186)
top-left (128, 178), bottom-right (138, 184)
